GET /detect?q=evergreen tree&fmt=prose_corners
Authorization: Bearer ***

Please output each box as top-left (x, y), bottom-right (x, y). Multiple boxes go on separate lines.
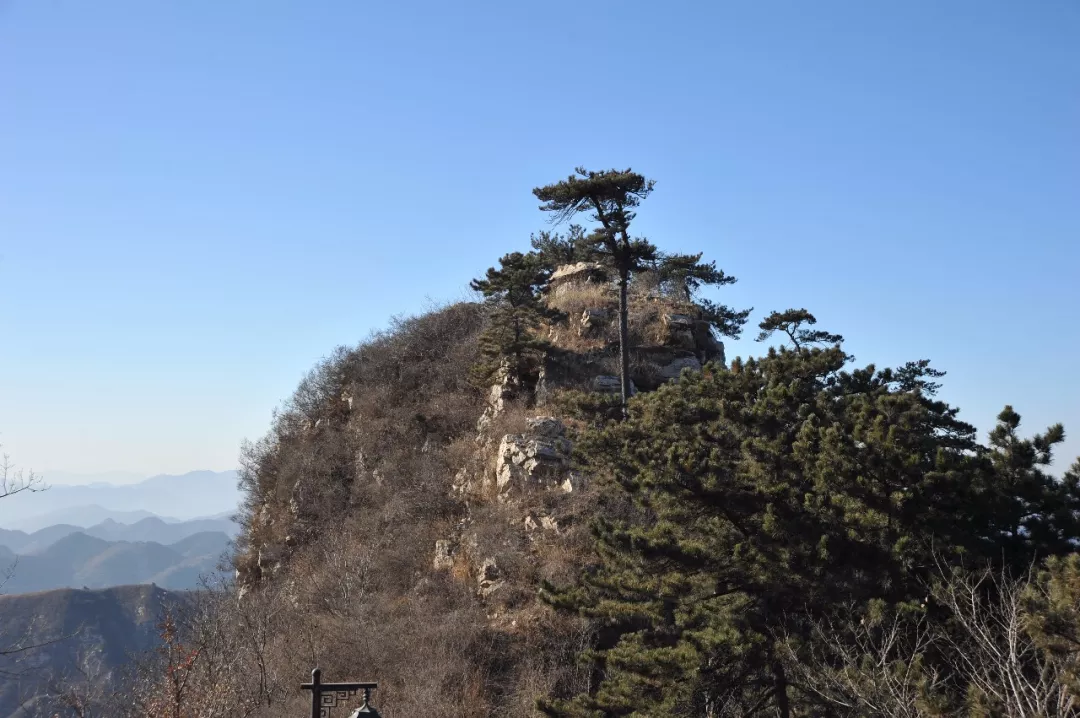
top-left (470, 251), bottom-right (560, 391)
top-left (655, 252), bottom-right (752, 339)
top-left (533, 168), bottom-right (659, 412)
top-left (530, 225), bottom-right (594, 272)
top-left (540, 330), bottom-right (1080, 717)
top-left (756, 308), bottom-right (844, 349)
top-left (533, 168), bottom-right (749, 412)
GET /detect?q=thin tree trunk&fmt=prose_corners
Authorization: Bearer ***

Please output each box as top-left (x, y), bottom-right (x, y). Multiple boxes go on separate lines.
top-left (773, 659), bottom-right (791, 718)
top-left (618, 274), bottom-right (631, 415)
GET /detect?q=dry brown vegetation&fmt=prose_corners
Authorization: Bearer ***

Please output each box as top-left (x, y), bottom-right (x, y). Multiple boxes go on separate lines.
top-left (99, 301), bottom-right (598, 717)
top-left (104, 271), bottom-right (721, 717)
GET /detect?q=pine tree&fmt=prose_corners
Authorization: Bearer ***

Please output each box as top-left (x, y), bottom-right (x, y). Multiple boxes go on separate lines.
top-left (470, 251), bottom-right (560, 392)
top-left (655, 252), bottom-right (752, 339)
top-left (533, 169), bottom-right (749, 412)
top-left (530, 225), bottom-right (594, 272)
top-left (540, 327), bottom-right (1080, 717)
top-left (755, 308), bottom-right (844, 349)
top-left (533, 168), bottom-right (659, 412)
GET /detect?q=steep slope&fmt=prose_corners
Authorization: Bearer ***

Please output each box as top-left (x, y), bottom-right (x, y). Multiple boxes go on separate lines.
top-left (159, 286), bottom-right (728, 715)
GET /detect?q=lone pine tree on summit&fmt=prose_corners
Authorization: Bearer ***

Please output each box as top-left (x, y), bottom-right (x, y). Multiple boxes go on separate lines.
top-left (533, 167), bottom-right (748, 412)
top-left (755, 308), bottom-right (845, 349)
top-left (533, 168), bottom-right (658, 410)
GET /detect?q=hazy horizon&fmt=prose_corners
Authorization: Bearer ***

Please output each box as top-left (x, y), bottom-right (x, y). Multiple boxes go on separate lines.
top-left (31, 468), bottom-right (239, 487)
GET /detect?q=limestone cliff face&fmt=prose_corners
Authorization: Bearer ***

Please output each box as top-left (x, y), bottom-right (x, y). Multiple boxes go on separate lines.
top-left (429, 264), bottom-right (728, 610)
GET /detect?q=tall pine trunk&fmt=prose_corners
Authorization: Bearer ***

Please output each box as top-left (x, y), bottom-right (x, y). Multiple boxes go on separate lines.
top-left (618, 273), bottom-right (631, 414)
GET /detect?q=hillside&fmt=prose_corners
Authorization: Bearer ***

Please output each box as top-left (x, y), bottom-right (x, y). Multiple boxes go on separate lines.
top-left (99, 256), bottom-right (742, 715)
top-left (0, 584), bottom-right (190, 718)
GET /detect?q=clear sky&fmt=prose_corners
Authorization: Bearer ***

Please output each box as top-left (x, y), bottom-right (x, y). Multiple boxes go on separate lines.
top-left (1, 1), bottom-right (1077, 481)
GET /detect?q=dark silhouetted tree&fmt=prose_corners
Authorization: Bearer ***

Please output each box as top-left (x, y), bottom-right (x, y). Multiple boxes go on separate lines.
top-left (756, 308), bottom-right (844, 349)
top-left (533, 168), bottom-right (658, 412)
top-left (470, 251), bottom-right (560, 393)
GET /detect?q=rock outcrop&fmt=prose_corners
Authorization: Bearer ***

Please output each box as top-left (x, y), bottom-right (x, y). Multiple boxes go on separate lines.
top-left (549, 262), bottom-right (608, 297)
top-left (477, 558), bottom-right (503, 598)
top-left (495, 417), bottom-right (574, 497)
top-left (662, 313), bottom-right (697, 350)
top-left (433, 539), bottom-right (455, 571)
top-left (578, 308), bottom-right (610, 337)
top-left (660, 356), bottom-right (703, 380)
top-left (593, 375), bottom-right (637, 395)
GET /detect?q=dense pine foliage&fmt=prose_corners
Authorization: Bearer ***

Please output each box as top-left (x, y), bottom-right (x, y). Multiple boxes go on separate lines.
top-left (539, 337), bottom-right (1080, 716)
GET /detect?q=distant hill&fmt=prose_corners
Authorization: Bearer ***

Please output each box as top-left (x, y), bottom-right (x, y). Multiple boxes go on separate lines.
top-left (3, 506), bottom-right (172, 532)
top-left (0, 470), bottom-right (241, 532)
top-left (0, 516), bottom-right (240, 555)
top-left (0, 531), bottom-right (232, 594)
top-left (0, 584), bottom-right (191, 718)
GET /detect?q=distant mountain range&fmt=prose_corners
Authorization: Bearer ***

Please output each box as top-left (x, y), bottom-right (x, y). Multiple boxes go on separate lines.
top-left (0, 514), bottom-right (238, 594)
top-left (0, 470), bottom-right (242, 532)
top-left (0, 515), bottom-right (240, 554)
top-left (0, 584), bottom-right (192, 718)
top-left (0, 532), bottom-right (233, 594)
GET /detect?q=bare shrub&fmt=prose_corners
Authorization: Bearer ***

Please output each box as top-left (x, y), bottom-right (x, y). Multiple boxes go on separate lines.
top-left (783, 564), bottom-right (1080, 718)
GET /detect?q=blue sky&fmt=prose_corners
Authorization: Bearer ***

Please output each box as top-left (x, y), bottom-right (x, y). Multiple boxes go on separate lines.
top-left (1, 1), bottom-right (1077, 481)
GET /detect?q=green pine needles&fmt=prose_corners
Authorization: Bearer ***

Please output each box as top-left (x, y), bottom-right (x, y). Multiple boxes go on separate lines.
top-left (539, 324), bottom-right (1080, 717)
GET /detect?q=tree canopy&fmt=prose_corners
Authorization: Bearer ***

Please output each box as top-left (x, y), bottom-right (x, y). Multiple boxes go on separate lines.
top-left (540, 326), bottom-right (1080, 717)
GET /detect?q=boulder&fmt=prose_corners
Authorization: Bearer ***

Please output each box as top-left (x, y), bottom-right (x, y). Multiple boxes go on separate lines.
top-left (433, 540), bottom-right (454, 571)
top-left (525, 415), bottom-right (564, 438)
top-left (662, 314), bottom-right (697, 350)
top-left (660, 356), bottom-right (703, 381)
top-left (496, 433), bottom-right (572, 494)
top-left (578, 308), bottom-right (610, 336)
top-left (524, 514), bottom-right (560, 533)
top-left (477, 557), bottom-right (503, 597)
top-left (550, 262), bottom-right (607, 286)
top-left (593, 375), bottom-right (637, 395)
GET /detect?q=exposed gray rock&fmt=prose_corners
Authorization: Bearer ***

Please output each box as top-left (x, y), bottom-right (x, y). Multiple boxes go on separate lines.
top-left (525, 416), bottom-right (564, 438)
top-left (662, 313), bottom-right (697, 350)
top-left (496, 433), bottom-right (572, 495)
top-left (549, 262), bottom-right (608, 295)
top-left (660, 356), bottom-right (703, 381)
top-left (593, 375), bottom-right (637, 395)
top-left (524, 514), bottom-right (560, 533)
top-left (476, 361), bottom-right (518, 442)
top-left (433, 540), bottom-right (454, 571)
top-left (477, 557), bottom-right (503, 597)
top-left (578, 308), bottom-right (610, 336)
top-left (495, 417), bottom-right (573, 496)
